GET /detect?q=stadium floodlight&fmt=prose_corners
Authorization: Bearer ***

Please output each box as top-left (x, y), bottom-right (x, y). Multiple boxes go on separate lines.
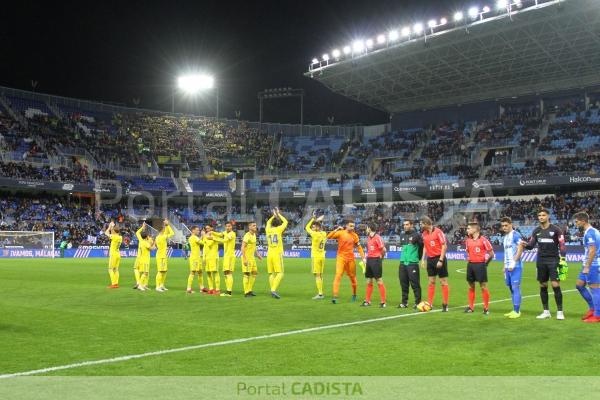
top-left (322, 54), bottom-right (329, 61)
top-left (401, 26), bottom-right (411, 37)
top-left (468, 7), bottom-right (479, 18)
top-left (428, 19), bottom-right (437, 28)
top-left (440, 17), bottom-right (448, 25)
top-left (482, 6), bottom-right (491, 13)
top-left (177, 74), bottom-right (214, 94)
top-left (497, 0), bottom-right (508, 9)
top-left (376, 34), bottom-right (386, 44)
top-left (365, 38), bottom-right (374, 48)
top-left (388, 30), bottom-right (399, 41)
top-left (343, 45), bottom-right (351, 55)
top-left (311, 58), bottom-right (319, 64)
top-left (413, 23), bottom-right (423, 34)
top-left (352, 40), bottom-right (364, 52)
top-left (332, 48), bottom-right (341, 58)
top-left (454, 11), bottom-right (464, 21)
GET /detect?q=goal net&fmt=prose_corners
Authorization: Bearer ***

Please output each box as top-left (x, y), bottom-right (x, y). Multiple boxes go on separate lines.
top-left (0, 231), bottom-right (56, 258)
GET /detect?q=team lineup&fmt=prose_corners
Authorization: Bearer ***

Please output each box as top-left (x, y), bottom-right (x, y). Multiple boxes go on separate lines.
top-left (104, 208), bottom-right (600, 322)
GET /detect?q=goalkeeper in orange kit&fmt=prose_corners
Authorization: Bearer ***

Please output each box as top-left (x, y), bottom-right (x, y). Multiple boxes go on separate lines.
top-left (327, 219), bottom-right (365, 304)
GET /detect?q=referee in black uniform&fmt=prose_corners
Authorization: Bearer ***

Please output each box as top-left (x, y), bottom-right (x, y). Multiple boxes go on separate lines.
top-left (398, 220), bottom-right (423, 309)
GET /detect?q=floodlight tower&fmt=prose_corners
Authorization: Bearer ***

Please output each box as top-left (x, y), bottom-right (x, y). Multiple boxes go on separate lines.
top-left (173, 74), bottom-right (219, 119)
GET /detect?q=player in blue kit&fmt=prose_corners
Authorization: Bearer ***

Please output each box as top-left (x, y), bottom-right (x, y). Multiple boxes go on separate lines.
top-left (500, 217), bottom-right (524, 319)
top-left (573, 212), bottom-right (600, 323)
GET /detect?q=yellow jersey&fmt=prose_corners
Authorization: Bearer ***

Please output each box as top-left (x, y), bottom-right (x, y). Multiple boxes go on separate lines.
top-left (212, 231), bottom-right (236, 257)
top-left (242, 231), bottom-right (257, 260)
top-left (189, 234), bottom-right (202, 260)
top-left (265, 215), bottom-right (287, 254)
top-left (109, 234), bottom-right (122, 256)
top-left (203, 234), bottom-right (220, 260)
top-left (305, 217), bottom-right (327, 258)
top-left (138, 239), bottom-right (152, 264)
top-left (155, 225), bottom-right (174, 258)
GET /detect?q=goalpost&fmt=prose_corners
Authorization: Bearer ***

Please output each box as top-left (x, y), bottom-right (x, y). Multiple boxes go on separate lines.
top-left (0, 231), bottom-right (56, 258)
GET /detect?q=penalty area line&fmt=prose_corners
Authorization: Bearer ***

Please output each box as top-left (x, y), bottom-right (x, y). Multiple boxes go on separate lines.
top-left (0, 289), bottom-right (576, 379)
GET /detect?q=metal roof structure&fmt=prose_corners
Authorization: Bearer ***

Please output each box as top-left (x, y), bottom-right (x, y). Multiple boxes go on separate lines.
top-left (305, 0), bottom-right (600, 113)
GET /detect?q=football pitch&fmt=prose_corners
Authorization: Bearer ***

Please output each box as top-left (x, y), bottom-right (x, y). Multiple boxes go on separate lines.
top-left (1, 256), bottom-right (599, 377)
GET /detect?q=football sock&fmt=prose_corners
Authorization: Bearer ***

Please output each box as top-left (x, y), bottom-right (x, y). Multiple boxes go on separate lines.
top-left (108, 270), bottom-right (115, 285)
top-left (243, 274), bottom-right (250, 293)
top-left (468, 287), bottom-right (475, 309)
top-left (199, 272), bottom-right (205, 290)
top-left (333, 273), bottom-right (342, 297)
top-left (442, 284), bottom-right (449, 305)
top-left (553, 286), bottom-right (563, 311)
top-left (378, 283), bottom-right (386, 303)
top-left (207, 273), bottom-right (214, 290)
top-left (350, 275), bottom-right (357, 295)
top-left (540, 286), bottom-right (549, 310)
top-left (113, 270), bottom-right (119, 285)
top-left (272, 272), bottom-right (283, 291)
top-left (225, 274), bottom-right (233, 292)
top-left (315, 276), bottom-right (323, 295)
top-left (482, 288), bottom-right (490, 309)
top-left (248, 274), bottom-right (256, 291)
top-left (134, 269), bottom-right (141, 285)
top-left (187, 274), bottom-right (194, 289)
top-left (269, 274), bottom-right (275, 292)
top-left (591, 287), bottom-right (600, 317)
top-left (511, 283), bottom-right (521, 312)
top-left (366, 282), bottom-right (374, 303)
top-left (214, 272), bottom-right (221, 290)
top-left (428, 284), bottom-right (436, 304)
top-left (155, 272), bottom-right (162, 288)
top-left (576, 285), bottom-right (594, 309)
top-left (161, 271), bottom-right (167, 287)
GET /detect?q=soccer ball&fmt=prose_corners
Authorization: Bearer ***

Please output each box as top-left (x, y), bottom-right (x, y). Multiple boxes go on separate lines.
top-left (416, 301), bottom-right (432, 312)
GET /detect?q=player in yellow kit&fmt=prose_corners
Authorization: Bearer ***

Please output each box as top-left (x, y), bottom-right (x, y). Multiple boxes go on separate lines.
top-left (155, 219), bottom-right (174, 292)
top-left (212, 222), bottom-right (237, 297)
top-left (203, 225), bottom-right (221, 295)
top-left (265, 208), bottom-right (288, 299)
top-left (186, 225), bottom-right (205, 294)
top-left (305, 212), bottom-right (327, 299)
top-left (105, 221), bottom-right (122, 288)
top-left (242, 221), bottom-right (262, 297)
top-left (133, 222), bottom-right (149, 289)
top-left (136, 228), bottom-right (155, 292)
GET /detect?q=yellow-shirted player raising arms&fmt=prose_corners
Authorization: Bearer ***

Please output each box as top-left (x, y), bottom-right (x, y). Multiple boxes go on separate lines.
top-left (105, 221), bottom-right (122, 289)
top-left (155, 219), bottom-right (174, 292)
top-left (186, 225), bottom-right (204, 294)
top-left (133, 222), bottom-right (148, 289)
top-left (211, 221), bottom-right (237, 297)
top-left (203, 225), bottom-right (221, 295)
top-left (136, 226), bottom-right (155, 291)
top-left (265, 208), bottom-right (288, 299)
top-left (305, 211), bottom-right (327, 299)
top-left (242, 221), bottom-right (262, 297)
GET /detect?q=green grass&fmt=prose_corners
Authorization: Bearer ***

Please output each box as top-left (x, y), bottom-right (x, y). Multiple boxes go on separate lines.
top-left (0, 257), bottom-right (599, 376)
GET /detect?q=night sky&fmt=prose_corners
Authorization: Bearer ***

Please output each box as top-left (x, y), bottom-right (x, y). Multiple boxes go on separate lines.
top-left (1, 0), bottom-right (464, 125)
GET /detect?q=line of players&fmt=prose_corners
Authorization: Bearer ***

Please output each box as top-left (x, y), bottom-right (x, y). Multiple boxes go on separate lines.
top-left (104, 208), bottom-right (600, 322)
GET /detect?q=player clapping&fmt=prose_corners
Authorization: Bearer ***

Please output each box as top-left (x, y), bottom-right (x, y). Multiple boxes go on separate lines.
top-left (305, 211), bottom-right (327, 299)
top-left (265, 208), bottom-right (288, 299)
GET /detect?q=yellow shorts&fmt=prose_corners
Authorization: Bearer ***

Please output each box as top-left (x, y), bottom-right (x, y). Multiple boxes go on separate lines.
top-left (222, 255), bottom-right (236, 272)
top-left (242, 258), bottom-right (257, 273)
top-left (157, 257), bottom-right (168, 272)
top-left (108, 254), bottom-right (121, 269)
top-left (267, 252), bottom-right (284, 274)
top-left (189, 258), bottom-right (201, 272)
top-left (205, 258), bottom-right (218, 272)
top-left (137, 261), bottom-right (150, 274)
top-left (312, 257), bottom-right (325, 274)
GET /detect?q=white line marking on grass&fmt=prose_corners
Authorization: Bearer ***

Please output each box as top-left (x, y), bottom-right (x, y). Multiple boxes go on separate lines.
top-left (0, 289), bottom-right (576, 379)
top-left (456, 268), bottom-right (466, 274)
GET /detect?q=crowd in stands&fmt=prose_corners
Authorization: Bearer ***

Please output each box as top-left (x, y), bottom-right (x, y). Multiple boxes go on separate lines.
top-left (0, 160), bottom-right (91, 183)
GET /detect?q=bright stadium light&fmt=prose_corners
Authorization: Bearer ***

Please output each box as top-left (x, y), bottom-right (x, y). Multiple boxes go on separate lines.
top-left (366, 38), bottom-right (374, 48)
top-left (468, 7), bottom-right (479, 18)
top-left (454, 11), bottom-right (464, 21)
top-left (332, 48), bottom-right (341, 58)
top-left (311, 58), bottom-right (318, 64)
top-left (401, 26), bottom-right (411, 37)
top-left (343, 45), bottom-right (351, 55)
top-left (376, 34), bottom-right (386, 44)
top-left (352, 40), bottom-right (364, 52)
top-left (322, 53), bottom-right (329, 61)
top-left (482, 5), bottom-right (491, 12)
top-left (497, 0), bottom-right (508, 9)
top-left (177, 74), bottom-right (214, 94)
top-left (413, 23), bottom-right (423, 34)
top-left (428, 19), bottom-right (437, 28)
top-left (440, 17), bottom-right (448, 25)
top-left (388, 30), bottom-right (399, 41)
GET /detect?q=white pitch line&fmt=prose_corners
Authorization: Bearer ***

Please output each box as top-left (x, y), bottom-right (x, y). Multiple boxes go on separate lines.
top-left (456, 268), bottom-right (466, 274)
top-left (0, 289), bottom-right (576, 379)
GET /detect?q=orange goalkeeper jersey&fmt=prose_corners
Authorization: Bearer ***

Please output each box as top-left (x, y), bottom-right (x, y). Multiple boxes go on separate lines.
top-left (327, 229), bottom-right (364, 261)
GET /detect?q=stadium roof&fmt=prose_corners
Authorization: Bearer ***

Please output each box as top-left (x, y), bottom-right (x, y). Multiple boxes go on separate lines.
top-left (305, 0), bottom-right (600, 113)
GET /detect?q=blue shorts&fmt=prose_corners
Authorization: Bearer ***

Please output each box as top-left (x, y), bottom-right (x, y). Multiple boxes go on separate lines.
top-left (578, 265), bottom-right (600, 285)
top-left (504, 268), bottom-right (522, 286)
